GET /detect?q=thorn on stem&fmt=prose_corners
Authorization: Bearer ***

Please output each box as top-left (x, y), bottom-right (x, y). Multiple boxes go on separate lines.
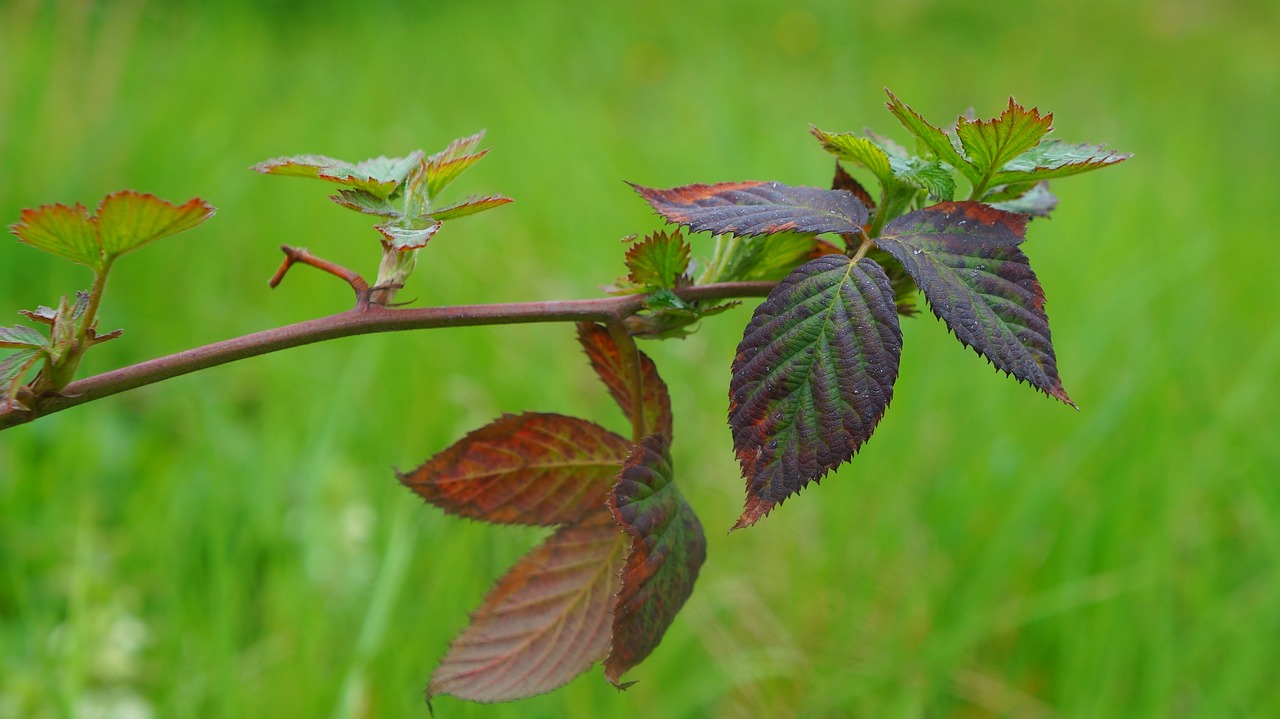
top-left (269, 245), bottom-right (371, 305)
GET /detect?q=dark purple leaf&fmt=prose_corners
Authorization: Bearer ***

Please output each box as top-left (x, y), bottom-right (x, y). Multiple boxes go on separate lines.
top-left (630, 180), bottom-right (869, 237)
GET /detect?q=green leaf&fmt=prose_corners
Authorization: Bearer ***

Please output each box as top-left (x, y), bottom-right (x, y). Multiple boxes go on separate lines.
top-left (885, 89), bottom-right (978, 183)
top-left (703, 232), bottom-right (821, 284)
top-left (398, 412), bottom-right (632, 527)
top-left (810, 127), bottom-right (895, 188)
top-left (728, 255), bottom-right (903, 528)
top-left (251, 151), bottom-right (424, 199)
top-left (9, 193), bottom-right (214, 270)
top-left (576, 323), bottom-right (674, 441)
top-left (94, 191), bottom-right (216, 260)
top-left (1, 347), bottom-right (45, 404)
top-left (424, 131), bottom-right (488, 199)
top-left (623, 230), bottom-right (691, 289)
top-left (630, 180), bottom-right (869, 237)
top-left (0, 325), bottom-right (48, 350)
top-left (989, 140), bottom-right (1132, 186)
top-left (329, 189), bottom-right (400, 218)
top-left (373, 217), bottom-right (442, 250)
top-left (429, 194), bottom-right (514, 222)
top-left (605, 434), bottom-right (706, 686)
top-left (990, 182), bottom-right (1059, 218)
top-left (955, 98), bottom-right (1054, 181)
top-left (427, 511), bottom-right (626, 704)
top-left (876, 201), bottom-right (1073, 406)
top-left (10, 202), bottom-right (102, 268)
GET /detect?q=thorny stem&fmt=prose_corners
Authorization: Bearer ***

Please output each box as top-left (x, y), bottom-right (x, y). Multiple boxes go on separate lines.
top-left (605, 318), bottom-right (647, 443)
top-left (0, 281), bottom-right (777, 431)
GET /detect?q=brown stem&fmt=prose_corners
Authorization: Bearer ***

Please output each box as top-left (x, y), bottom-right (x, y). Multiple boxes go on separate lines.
top-left (0, 281), bottom-right (776, 431)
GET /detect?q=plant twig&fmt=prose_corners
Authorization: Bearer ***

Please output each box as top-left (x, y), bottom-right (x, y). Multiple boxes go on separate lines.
top-left (0, 281), bottom-right (776, 431)
top-left (269, 245), bottom-right (372, 303)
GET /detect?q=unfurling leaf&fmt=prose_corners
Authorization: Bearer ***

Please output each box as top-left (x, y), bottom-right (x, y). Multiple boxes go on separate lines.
top-left (398, 412), bottom-right (631, 526)
top-left (630, 180), bottom-right (869, 237)
top-left (10, 192), bottom-right (214, 271)
top-left (876, 201), bottom-right (1073, 406)
top-left (427, 511), bottom-right (626, 704)
top-left (576, 323), bottom-right (673, 441)
top-left (623, 231), bottom-right (691, 290)
top-left (729, 255), bottom-right (902, 528)
top-left (605, 434), bottom-right (706, 685)
top-left (374, 217), bottom-right (442, 251)
top-left (251, 151), bottom-right (424, 199)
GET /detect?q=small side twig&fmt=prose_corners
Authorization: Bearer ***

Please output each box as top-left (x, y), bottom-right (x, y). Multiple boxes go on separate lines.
top-left (269, 245), bottom-right (371, 304)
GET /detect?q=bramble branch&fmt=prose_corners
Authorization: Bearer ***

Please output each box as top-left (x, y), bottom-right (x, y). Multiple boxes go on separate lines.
top-left (0, 282), bottom-right (775, 431)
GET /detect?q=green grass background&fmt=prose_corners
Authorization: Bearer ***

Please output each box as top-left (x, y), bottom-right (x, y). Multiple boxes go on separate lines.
top-left (3, 0), bottom-right (1278, 716)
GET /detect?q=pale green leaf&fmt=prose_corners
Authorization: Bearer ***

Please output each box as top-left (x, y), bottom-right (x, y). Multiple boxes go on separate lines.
top-left (95, 191), bottom-right (215, 259)
top-left (9, 202), bottom-right (102, 269)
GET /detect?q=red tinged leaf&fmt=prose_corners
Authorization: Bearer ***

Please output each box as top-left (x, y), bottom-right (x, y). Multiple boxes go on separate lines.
top-left (629, 180), bottom-right (869, 237)
top-left (428, 511), bottom-right (627, 703)
top-left (876, 201), bottom-right (1074, 406)
top-left (831, 161), bottom-right (876, 213)
top-left (10, 202), bottom-right (100, 268)
top-left (576, 324), bottom-right (673, 441)
top-left (622, 230), bottom-right (691, 290)
top-left (954, 98), bottom-right (1054, 177)
top-left (605, 434), bottom-right (706, 685)
top-left (729, 255), bottom-right (903, 528)
top-left (429, 194), bottom-right (514, 222)
top-left (397, 413), bottom-right (631, 526)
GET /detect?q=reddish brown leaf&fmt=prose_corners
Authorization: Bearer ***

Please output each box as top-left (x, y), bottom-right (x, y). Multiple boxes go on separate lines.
top-left (629, 180), bottom-right (869, 237)
top-left (576, 323), bottom-right (673, 441)
top-left (398, 413), bottom-right (631, 526)
top-left (831, 160), bottom-right (877, 213)
top-left (876, 201), bottom-right (1073, 406)
top-left (605, 434), bottom-right (706, 685)
top-left (428, 511), bottom-right (627, 703)
top-left (728, 256), bottom-right (902, 528)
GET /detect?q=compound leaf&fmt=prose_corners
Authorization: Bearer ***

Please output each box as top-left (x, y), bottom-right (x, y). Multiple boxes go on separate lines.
top-left (623, 230), bottom-right (691, 290)
top-left (576, 323), bottom-right (673, 441)
top-left (10, 202), bottom-right (102, 269)
top-left (876, 201), bottom-right (1073, 406)
top-left (630, 181), bottom-right (869, 237)
top-left (605, 434), bottom-right (706, 685)
top-left (0, 325), bottom-right (48, 350)
top-left (955, 98), bottom-right (1054, 179)
top-left (398, 412), bottom-right (631, 527)
top-left (428, 511), bottom-right (626, 703)
top-left (429, 194), bottom-right (513, 222)
top-left (990, 140), bottom-right (1131, 186)
top-left (729, 255), bottom-right (902, 528)
top-left (95, 191), bottom-right (215, 259)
